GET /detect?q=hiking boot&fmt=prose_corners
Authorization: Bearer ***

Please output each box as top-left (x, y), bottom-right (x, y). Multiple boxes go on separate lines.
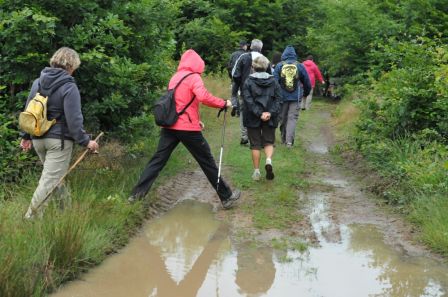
top-left (252, 170), bottom-right (261, 181)
top-left (265, 159), bottom-right (275, 180)
top-left (240, 138), bottom-right (249, 145)
top-left (222, 189), bottom-right (241, 209)
top-left (128, 193), bottom-right (144, 203)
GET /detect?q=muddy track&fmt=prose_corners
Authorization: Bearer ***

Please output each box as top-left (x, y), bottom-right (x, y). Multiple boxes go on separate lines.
top-left (151, 170), bottom-right (222, 217)
top-left (298, 106), bottom-right (438, 258)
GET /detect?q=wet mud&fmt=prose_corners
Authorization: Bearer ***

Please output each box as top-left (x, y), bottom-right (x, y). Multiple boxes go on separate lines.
top-left (52, 102), bottom-right (448, 297)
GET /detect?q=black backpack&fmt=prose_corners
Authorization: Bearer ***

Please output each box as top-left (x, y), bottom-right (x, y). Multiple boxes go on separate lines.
top-left (154, 72), bottom-right (199, 126)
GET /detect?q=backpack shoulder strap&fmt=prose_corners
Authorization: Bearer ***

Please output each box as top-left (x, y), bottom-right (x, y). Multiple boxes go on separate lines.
top-left (171, 72), bottom-right (199, 91)
top-left (171, 72), bottom-right (200, 116)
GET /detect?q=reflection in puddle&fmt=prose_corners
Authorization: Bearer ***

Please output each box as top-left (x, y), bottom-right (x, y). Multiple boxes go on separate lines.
top-left (53, 200), bottom-right (448, 297)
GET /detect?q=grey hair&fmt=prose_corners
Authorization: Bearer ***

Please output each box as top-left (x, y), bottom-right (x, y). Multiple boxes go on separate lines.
top-left (252, 55), bottom-right (269, 72)
top-left (250, 39), bottom-right (263, 52)
top-left (50, 47), bottom-right (81, 72)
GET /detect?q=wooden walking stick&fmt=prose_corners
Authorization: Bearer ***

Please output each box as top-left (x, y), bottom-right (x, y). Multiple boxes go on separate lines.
top-left (28, 132), bottom-right (104, 217)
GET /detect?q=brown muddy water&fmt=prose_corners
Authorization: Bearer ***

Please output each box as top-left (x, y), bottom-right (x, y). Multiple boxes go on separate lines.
top-left (52, 199), bottom-right (448, 297)
top-left (52, 103), bottom-right (448, 297)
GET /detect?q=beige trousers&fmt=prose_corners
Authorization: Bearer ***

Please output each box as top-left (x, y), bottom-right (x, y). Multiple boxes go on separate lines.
top-left (301, 87), bottom-right (314, 110)
top-left (25, 138), bottom-right (73, 219)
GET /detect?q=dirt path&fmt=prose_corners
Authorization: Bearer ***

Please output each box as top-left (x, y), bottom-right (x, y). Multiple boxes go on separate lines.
top-left (297, 104), bottom-right (433, 256)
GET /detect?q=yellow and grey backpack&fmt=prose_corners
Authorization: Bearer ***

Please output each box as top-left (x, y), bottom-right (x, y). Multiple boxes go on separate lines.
top-left (280, 62), bottom-right (299, 92)
top-left (19, 80), bottom-right (69, 136)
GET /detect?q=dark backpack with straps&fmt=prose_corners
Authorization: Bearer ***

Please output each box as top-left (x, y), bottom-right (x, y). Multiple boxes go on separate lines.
top-left (154, 72), bottom-right (198, 126)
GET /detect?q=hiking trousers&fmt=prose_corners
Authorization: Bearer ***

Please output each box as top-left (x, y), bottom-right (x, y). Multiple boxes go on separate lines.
top-left (238, 94), bottom-right (248, 142)
top-left (301, 87), bottom-right (314, 110)
top-left (25, 138), bottom-right (73, 218)
top-left (279, 101), bottom-right (300, 145)
top-left (131, 129), bottom-right (233, 201)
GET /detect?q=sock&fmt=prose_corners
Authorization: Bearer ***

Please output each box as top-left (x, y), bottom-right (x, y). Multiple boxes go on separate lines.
top-left (266, 158), bottom-right (272, 165)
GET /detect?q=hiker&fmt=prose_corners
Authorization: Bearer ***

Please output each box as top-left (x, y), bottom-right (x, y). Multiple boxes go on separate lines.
top-left (273, 45), bottom-right (311, 147)
top-left (301, 55), bottom-right (324, 110)
top-left (227, 40), bottom-right (248, 79)
top-left (270, 52), bottom-right (282, 73)
top-left (227, 40), bottom-right (248, 118)
top-left (241, 55), bottom-right (282, 181)
top-left (128, 49), bottom-right (241, 209)
top-left (231, 39), bottom-right (271, 145)
top-left (19, 47), bottom-right (99, 219)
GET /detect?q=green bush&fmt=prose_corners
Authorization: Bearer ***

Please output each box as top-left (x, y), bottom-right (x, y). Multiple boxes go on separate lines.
top-left (0, 93), bottom-right (37, 187)
top-left (0, 0), bottom-right (176, 132)
top-left (356, 40), bottom-right (447, 141)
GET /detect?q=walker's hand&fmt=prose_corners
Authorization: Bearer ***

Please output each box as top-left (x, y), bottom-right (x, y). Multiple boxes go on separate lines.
top-left (199, 121), bottom-right (205, 129)
top-left (20, 139), bottom-right (32, 152)
top-left (261, 112), bottom-right (271, 121)
top-left (87, 140), bottom-right (99, 153)
top-left (226, 100), bottom-right (233, 108)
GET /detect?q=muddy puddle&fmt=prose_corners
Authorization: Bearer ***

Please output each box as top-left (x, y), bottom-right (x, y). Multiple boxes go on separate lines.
top-left (52, 199), bottom-right (448, 297)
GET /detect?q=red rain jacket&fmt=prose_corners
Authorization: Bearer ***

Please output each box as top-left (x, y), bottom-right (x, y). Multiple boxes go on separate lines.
top-left (303, 60), bottom-right (324, 88)
top-left (167, 49), bottom-right (226, 131)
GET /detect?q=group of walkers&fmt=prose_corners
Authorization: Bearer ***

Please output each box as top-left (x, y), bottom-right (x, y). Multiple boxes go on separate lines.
top-left (19, 40), bottom-right (324, 218)
top-left (228, 39), bottom-right (324, 182)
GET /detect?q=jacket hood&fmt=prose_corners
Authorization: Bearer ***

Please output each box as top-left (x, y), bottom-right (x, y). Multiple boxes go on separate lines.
top-left (177, 49), bottom-right (205, 74)
top-left (248, 73), bottom-right (276, 88)
top-left (39, 67), bottom-right (74, 95)
top-left (281, 46), bottom-right (297, 62)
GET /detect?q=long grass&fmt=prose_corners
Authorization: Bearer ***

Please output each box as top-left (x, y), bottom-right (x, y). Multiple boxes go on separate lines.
top-left (0, 129), bottom-right (192, 296)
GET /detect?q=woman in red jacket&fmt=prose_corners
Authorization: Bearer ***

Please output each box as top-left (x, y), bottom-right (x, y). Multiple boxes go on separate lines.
top-left (301, 55), bottom-right (325, 110)
top-left (129, 49), bottom-right (241, 209)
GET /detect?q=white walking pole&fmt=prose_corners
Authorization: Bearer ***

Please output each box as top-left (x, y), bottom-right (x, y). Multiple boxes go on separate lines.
top-left (216, 107), bottom-right (227, 191)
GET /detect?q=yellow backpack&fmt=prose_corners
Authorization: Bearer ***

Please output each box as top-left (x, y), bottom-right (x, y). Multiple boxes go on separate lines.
top-left (19, 79), bottom-right (71, 136)
top-left (19, 92), bottom-right (56, 136)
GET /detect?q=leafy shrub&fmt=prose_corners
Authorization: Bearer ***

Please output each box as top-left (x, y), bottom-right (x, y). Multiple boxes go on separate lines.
top-left (356, 39), bottom-right (447, 141)
top-left (0, 92), bottom-right (37, 187)
top-left (0, 0), bottom-right (176, 134)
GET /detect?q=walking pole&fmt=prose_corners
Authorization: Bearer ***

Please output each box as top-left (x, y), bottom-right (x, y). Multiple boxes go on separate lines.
top-left (28, 132), bottom-right (104, 217)
top-left (216, 107), bottom-right (227, 191)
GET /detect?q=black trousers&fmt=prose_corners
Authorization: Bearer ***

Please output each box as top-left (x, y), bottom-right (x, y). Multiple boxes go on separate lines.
top-left (131, 129), bottom-right (233, 201)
